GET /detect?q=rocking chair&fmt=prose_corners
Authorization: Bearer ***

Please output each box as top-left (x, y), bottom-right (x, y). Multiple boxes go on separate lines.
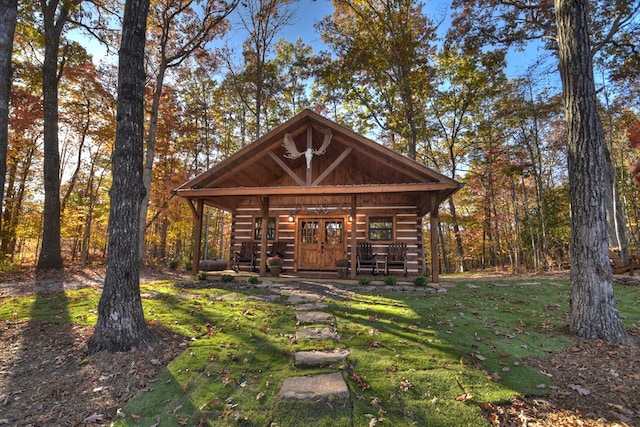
top-left (356, 242), bottom-right (381, 275)
top-left (232, 242), bottom-right (258, 272)
top-left (267, 241), bottom-right (288, 258)
top-left (266, 241), bottom-right (288, 271)
top-left (385, 242), bottom-right (408, 276)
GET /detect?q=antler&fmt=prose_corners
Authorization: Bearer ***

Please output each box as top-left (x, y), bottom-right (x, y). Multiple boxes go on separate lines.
top-left (313, 128), bottom-right (333, 155)
top-left (281, 133), bottom-right (304, 159)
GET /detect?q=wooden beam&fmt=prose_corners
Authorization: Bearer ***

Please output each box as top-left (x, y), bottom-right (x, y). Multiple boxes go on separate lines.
top-left (306, 126), bottom-right (313, 185)
top-left (259, 197), bottom-right (269, 276)
top-left (312, 147), bottom-right (353, 186)
top-left (176, 182), bottom-right (452, 198)
top-left (350, 195), bottom-right (357, 279)
top-left (429, 195), bottom-right (439, 283)
top-left (192, 200), bottom-right (204, 277)
top-left (186, 199), bottom-right (198, 217)
top-left (268, 151), bottom-right (306, 186)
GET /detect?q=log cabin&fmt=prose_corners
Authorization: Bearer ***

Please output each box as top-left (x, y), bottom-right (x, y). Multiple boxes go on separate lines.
top-left (174, 109), bottom-right (462, 282)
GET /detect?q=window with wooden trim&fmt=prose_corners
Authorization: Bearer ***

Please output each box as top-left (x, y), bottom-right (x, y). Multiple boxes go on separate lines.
top-left (368, 216), bottom-right (394, 241)
top-left (254, 217), bottom-right (276, 240)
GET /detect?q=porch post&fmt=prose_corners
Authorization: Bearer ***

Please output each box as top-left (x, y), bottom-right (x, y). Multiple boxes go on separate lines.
top-left (350, 195), bottom-right (357, 279)
top-left (192, 199), bottom-right (204, 277)
top-left (259, 197), bottom-right (269, 276)
top-left (430, 208), bottom-right (440, 283)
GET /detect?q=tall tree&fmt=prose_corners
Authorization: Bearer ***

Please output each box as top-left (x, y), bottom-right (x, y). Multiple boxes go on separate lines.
top-left (139, 0), bottom-right (236, 265)
top-left (555, 0), bottom-right (627, 343)
top-left (226, 0), bottom-right (295, 141)
top-left (451, 0), bottom-right (633, 342)
top-left (37, 0), bottom-right (82, 269)
top-left (0, 0), bottom-right (18, 247)
top-left (87, 0), bottom-right (152, 353)
top-left (317, 0), bottom-right (436, 159)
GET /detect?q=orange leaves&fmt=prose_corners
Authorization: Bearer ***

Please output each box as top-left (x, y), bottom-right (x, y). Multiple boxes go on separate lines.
top-left (627, 119), bottom-right (640, 186)
top-left (628, 119), bottom-right (640, 149)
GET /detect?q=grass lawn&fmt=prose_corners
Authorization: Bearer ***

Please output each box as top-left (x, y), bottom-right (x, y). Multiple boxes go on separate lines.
top-left (1, 275), bottom-right (638, 426)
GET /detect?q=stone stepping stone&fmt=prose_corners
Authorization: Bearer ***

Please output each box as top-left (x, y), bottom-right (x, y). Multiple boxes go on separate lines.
top-left (296, 311), bottom-right (334, 325)
top-left (247, 294), bottom-right (281, 302)
top-left (295, 327), bottom-right (339, 341)
top-left (295, 349), bottom-right (350, 366)
top-left (295, 302), bottom-right (329, 311)
top-left (210, 292), bottom-right (238, 301)
top-left (287, 292), bottom-right (321, 304)
top-left (280, 372), bottom-right (349, 401)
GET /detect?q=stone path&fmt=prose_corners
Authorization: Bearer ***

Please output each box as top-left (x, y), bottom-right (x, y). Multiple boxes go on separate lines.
top-left (272, 289), bottom-right (353, 425)
top-left (177, 278), bottom-right (442, 425)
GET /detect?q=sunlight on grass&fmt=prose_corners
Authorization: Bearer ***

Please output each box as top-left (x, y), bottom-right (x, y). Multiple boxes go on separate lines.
top-left (2, 277), bottom-right (639, 426)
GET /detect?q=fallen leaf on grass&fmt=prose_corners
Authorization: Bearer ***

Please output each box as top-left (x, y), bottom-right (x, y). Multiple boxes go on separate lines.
top-left (399, 377), bottom-right (412, 392)
top-left (82, 413), bottom-right (104, 424)
top-left (456, 393), bottom-right (473, 402)
top-left (568, 384), bottom-right (591, 395)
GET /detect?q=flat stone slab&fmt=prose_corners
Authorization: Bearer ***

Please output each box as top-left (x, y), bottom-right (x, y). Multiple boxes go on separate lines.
top-left (210, 292), bottom-right (238, 301)
top-left (287, 292), bottom-right (321, 304)
top-left (295, 302), bottom-right (329, 311)
top-left (295, 349), bottom-right (350, 366)
top-left (296, 311), bottom-right (334, 325)
top-left (295, 327), bottom-right (339, 340)
top-left (280, 373), bottom-right (349, 400)
top-left (247, 294), bottom-right (281, 302)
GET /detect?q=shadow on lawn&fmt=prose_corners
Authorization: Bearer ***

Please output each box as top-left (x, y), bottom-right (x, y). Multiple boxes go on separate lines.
top-left (2, 270), bottom-right (76, 425)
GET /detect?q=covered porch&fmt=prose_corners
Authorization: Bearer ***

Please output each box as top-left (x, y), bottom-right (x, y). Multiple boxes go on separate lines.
top-left (174, 110), bottom-right (462, 283)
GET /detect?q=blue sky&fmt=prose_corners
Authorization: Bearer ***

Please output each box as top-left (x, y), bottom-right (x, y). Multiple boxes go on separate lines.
top-left (224, 0), bottom-right (546, 79)
top-left (71, 0), bottom-right (549, 82)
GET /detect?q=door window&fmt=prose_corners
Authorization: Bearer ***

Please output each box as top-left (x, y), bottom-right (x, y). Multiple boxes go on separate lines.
top-left (301, 221), bottom-right (319, 244)
top-left (324, 221), bottom-right (343, 245)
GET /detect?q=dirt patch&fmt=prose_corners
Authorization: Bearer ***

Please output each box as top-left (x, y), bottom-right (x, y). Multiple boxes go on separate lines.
top-left (0, 321), bottom-right (185, 426)
top-left (484, 328), bottom-right (640, 426)
top-left (0, 268), bottom-right (639, 426)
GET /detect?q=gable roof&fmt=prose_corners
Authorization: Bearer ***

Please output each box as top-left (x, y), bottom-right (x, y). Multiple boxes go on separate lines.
top-left (175, 109), bottom-right (462, 216)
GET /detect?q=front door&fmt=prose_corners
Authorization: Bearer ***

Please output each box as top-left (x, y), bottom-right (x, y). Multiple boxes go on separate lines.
top-left (298, 218), bottom-right (346, 270)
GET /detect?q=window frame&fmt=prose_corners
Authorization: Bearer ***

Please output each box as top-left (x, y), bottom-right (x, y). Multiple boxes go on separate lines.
top-left (367, 216), bottom-right (394, 241)
top-left (253, 217), bottom-right (277, 241)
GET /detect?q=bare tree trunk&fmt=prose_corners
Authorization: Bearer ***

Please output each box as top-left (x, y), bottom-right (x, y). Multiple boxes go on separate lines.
top-left (138, 63), bottom-right (166, 266)
top-left (3, 146), bottom-right (35, 258)
top-left (88, 0), bottom-right (152, 353)
top-left (0, 0), bottom-right (17, 246)
top-left (38, 0), bottom-right (71, 270)
top-left (448, 197), bottom-right (464, 272)
top-left (555, 0), bottom-right (626, 343)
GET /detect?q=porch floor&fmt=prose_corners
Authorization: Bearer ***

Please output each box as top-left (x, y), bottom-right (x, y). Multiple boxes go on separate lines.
top-left (201, 269), bottom-right (420, 286)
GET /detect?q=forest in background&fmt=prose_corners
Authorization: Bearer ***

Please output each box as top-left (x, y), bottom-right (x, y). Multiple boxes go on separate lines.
top-left (4, 0), bottom-right (640, 275)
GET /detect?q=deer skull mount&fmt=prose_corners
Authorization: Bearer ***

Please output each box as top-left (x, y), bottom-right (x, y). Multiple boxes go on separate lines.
top-left (281, 129), bottom-right (333, 169)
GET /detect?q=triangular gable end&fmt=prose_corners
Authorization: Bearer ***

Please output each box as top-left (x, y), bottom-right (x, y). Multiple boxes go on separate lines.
top-left (176, 109), bottom-right (461, 216)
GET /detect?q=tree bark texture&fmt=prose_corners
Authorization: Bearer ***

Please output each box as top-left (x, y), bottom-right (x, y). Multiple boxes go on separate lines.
top-left (0, 0), bottom-right (17, 246)
top-left (38, 0), bottom-right (67, 269)
top-left (88, 0), bottom-right (152, 353)
top-left (554, 0), bottom-right (627, 343)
